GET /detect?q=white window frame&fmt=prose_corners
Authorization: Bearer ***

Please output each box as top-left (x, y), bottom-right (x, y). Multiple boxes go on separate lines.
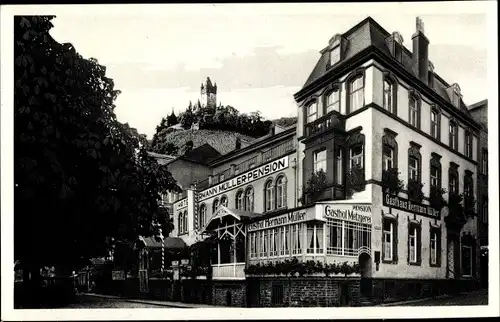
top-left (276, 176), bottom-right (287, 209)
top-left (314, 149), bottom-right (327, 173)
top-left (326, 218), bottom-right (371, 257)
top-left (409, 227), bottom-right (418, 264)
top-left (307, 102), bottom-right (318, 123)
top-left (199, 205), bottom-right (207, 229)
top-left (430, 166), bottom-right (439, 187)
top-left (349, 145), bottom-right (363, 169)
top-left (336, 148), bottom-right (343, 184)
top-left (383, 145), bottom-right (394, 171)
top-left (409, 97), bottom-right (418, 127)
top-left (409, 157), bottom-right (419, 181)
top-left (465, 132), bottom-right (473, 158)
top-left (245, 187), bottom-right (254, 212)
top-left (383, 79), bottom-right (394, 113)
top-left (265, 181), bottom-right (274, 212)
top-left (306, 223), bottom-right (324, 255)
top-left (383, 220), bottom-right (394, 261)
top-left (449, 175), bottom-right (458, 194)
top-left (449, 122), bottom-right (458, 150)
top-left (430, 230), bottom-right (438, 265)
top-left (349, 76), bottom-right (364, 113)
top-left (326, 89), bottom-right (340, 113)
top-left (431, 110), bottom-right (439, 138)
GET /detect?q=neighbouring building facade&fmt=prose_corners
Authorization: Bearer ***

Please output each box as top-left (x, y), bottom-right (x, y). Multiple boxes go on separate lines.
top-left (167, 16), bottom-right (483, 307)
top-left (467, 99), bottom-right (488, 288)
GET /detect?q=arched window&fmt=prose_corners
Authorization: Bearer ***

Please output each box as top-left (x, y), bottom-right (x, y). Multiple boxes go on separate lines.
top-left (183, 211), bottom-right (188, 234)
top-left (306, 101), bottom-right (318, 123)
top-left (220, 195), bottom-right (228, 207)
top-left (199, 204), bottom-right (207, 229)
top-left (213, 198), bottom-right (219, 214)
top-left (265, 180), bottom-right (275, 212)
top-left (449, 120), bottom-right (458, 150)
top-left (383, 77), bottom-right (396, 113)
top-left (244, 186), bottom-right (254, 212)
top-left (276, 175), bottom-right (287, 209)
top-left (326, 88), bottom-right (340, 113)
top-left (178, 212), bottom-right (184, 235)
top-left (348, 74), bottom-right (364, 113)
top-left (235, 190), bottom-right (244, 210)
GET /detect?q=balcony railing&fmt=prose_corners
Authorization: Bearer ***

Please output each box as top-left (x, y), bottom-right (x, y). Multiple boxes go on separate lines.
top-left (304, 112), bottom-right (345, 138)
top-left (211, 263), bottom-right (246, 280)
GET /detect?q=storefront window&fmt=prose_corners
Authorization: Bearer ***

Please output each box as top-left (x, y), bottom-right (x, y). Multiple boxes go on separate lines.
top-left (307, 223), bottom-right (324, 254)
top-left (326, 219), bottom-right (371, 256)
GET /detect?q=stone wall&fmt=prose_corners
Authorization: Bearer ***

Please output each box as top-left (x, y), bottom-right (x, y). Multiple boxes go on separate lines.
top-left (212, 281), bottom-right (247, 307)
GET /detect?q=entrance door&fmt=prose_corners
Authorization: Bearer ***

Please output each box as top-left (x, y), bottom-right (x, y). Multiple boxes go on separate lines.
top-left (139, 269), bottom-right (149, 293)
top-left (359, 253), bottom-right (372, 297)
top-left (246, 280), bottom-right (260, 307)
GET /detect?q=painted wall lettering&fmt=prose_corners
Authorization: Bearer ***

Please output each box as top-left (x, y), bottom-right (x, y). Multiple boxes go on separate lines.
top-left (383, 192), bottom-right (440, 218)
top-left (199, 156), bottom-right (289, 201)
top-left (323, 204), bottom-right (372, 224)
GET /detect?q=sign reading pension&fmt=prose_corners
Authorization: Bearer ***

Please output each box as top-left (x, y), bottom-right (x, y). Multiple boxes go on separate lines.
top-left (247, 210), bottom-right (307, 232)
top-left (383, 193), bottom-right (439, 218)
top-left (199, 156), bottom-right (289, 201)
top-left (323, 204), bottom-right (372, 224)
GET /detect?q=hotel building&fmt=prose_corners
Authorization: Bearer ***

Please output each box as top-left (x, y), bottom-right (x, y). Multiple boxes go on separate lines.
top-left (167, 16), bottom-right (483, 307)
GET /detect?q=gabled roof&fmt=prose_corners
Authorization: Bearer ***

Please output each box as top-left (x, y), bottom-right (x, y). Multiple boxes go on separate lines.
top-left (297, 16), bottom-right (476, 122)
top-left (183, 143), bottom-right (222, 164)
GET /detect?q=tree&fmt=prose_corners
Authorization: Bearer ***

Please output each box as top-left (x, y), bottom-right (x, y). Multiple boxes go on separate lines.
top-left (14, 16), bottom-right (181, 290)
top-left (167, 110), bottom-right (178, 127)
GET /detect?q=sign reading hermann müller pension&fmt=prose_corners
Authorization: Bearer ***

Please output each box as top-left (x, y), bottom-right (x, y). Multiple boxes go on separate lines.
top-left (199, 156), bottom-right (289, 201)
top-left (383, 193), bottom-right (439, 218)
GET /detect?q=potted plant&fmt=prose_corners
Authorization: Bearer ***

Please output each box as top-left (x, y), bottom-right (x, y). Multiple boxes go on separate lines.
top-left (303, 169), bottom-right (329, 204)
top-left (464, 194), bottom-right (477, 218)
top-left (407, 178), bottom-right (424, 203)
top-left (429, 186), bottom-right (447, 211)
top-left (347, 164), bottom-right (365, 195)
top-left (382, 168), bottom-right (404, 195)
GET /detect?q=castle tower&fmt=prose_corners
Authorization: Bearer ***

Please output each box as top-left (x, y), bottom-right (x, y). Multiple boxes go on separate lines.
top-left (200, 77), bottom-right (217, 109)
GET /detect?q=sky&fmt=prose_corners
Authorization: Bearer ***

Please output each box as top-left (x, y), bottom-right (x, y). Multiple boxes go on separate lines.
top-left (46, 3), bottom-right (491, 138)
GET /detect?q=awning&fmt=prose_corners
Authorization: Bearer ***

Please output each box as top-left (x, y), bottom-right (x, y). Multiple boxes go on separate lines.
top-left (138, 236), bottom-right (187, 250)
top-left (202, 206), bottom-right (262, 232)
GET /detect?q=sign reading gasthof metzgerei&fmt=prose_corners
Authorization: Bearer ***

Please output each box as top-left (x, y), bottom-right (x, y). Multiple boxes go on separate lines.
top-left (383, 192), bottom-right (440, 218)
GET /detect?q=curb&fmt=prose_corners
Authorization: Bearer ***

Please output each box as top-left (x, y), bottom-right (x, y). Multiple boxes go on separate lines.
top-left (376, 294), bottom-right (452, 307)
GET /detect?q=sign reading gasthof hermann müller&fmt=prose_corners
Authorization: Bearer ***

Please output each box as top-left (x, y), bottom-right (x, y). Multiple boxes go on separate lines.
top-left (383, 192), bottom-right (439, 218)
top-left (247, 210), bottom-right (307, 232)
top-left (199, 156), bottom-right (289, 201)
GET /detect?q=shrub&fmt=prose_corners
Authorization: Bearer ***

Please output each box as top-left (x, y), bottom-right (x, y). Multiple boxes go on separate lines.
top-left (382, 168), bottom-right (404, 195)
top-left (407, 178), bottom-right (424, 203)
top-left (429, 186), bottom-right (447, 211)
top-left (347, 164), bottom-right (365, 194)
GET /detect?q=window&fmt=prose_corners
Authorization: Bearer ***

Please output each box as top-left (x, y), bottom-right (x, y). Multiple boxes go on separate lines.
top-left (409, 157), bottom-right (419, 181)
top-left (265, 180), bottom-right (275, 212)
top-left (464, 175), bottom-right (473, 199)
top-left (430, 228), bottom-right (441, 266)
top-left (220, 195), bottom-right (228, 207)
top-left (244, 187), bottom-right (254, 212)
top-left (326, 89), bottom-right (340, 113)
top-left (213, 198), bottom-right (219, 213)
top-left (234, 166), bottom-right (240, 176)
top-left (236, 190), bottom-right (244, 210)
top-left (349, 144), bottom-right (363, 169)
top-left (348, 75), bottom-right (364, 113)
top-left (290, 223), bottom-right (302, 255)
top-left (430, 109), bottom-right (440, 139)
top-left (465, 131), bottom-right (473, 158)
top-left (249, 233), bottom-right (257, 258)
top-left (430, 165), bottom-right (440, 187)
top-left (408, 224), bottom-right (420, 264)
top-left (199, 204), bottom-right (207, 229)
top-left (220, 174), bottom-right (225, 182)
top-left (409, 96), bottom-right (419, 128)
top-left (307, 223), bottom-right (324, 254)
top-left (178, 212), bottom-right (184, 235)
top-left (383, 145), bottom-right (394, 171)
top-left (383, 219), bottom-right (395, 261)
top-left (330, 46), bottom-right (340, 66)
top-left (481, 149), bottom-right (488, 174)
top-left (383, 78), bottom-right (395, 113)
top-left (307, 102), bottom-right (318, 123)
top-left (461, 245), bottom-right (472, 277)
top-left (314, 149), bottom-right (327, 173)
top-left (276, 176), bottom-right (287, 209)
top-left (271, 284), bottom-right (284, 306)
top-left (335, 148), bottom-right (343, 184)
top-left (449, 121), bottom-right (458, 150)
top-left (449, 172), bottom-right (458, 194)
top-left (326, 218), bottom-right (371, 256)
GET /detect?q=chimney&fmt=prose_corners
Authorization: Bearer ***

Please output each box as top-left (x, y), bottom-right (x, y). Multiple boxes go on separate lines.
top-left (235, 138), bottom-right (241, 150)
top-left (411, 17), bottom-right (429, 84)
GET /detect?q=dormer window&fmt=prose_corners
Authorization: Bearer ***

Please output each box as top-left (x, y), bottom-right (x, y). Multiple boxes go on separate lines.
top-left (450, 83), bottom-right (462, 107)
top-left (330, 46), bottom-right (340, 66)
top-left (392, 31), bottom-right (404, 62)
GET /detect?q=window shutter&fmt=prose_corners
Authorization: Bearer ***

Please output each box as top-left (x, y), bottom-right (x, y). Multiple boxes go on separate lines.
top-left (393, 218), bottom-right (398, 262)
top-left (437, 230), bottom-right (442, 266)
top-left (417, 225), bottom-right (422, 265)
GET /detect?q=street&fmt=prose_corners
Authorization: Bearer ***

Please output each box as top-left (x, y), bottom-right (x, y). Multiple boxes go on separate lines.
top-left (386, 289), bottom-right (488, 307)
top-left (65, 295), bottom-right (182, 309)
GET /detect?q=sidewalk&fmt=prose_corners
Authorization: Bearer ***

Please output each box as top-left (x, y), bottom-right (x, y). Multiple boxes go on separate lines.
top-left (375, 289), bottom-right (488, 307)
top-left (83, 293), bottom-right (225, 308)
